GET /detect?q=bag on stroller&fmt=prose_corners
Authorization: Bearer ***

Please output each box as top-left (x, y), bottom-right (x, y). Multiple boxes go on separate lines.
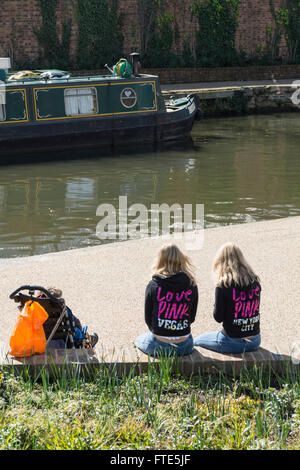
top-left (9, 286), bottom-right (96, 354)
top-left (9, 300), bottom-right (49, 357)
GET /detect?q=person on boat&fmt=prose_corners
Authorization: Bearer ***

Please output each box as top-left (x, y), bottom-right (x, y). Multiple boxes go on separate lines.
top-left (135, 244), bottom-right (198, 357)
top-left (194, 243), bottom-right (261, 354)
top-left (37, 287), bottom-right (98, 349)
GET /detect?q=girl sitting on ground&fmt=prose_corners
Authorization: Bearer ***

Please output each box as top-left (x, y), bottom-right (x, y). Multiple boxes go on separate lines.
top-left (135, 244), bottom-right (198, 357)
top-left (194, 242), bottom-right (261, 354)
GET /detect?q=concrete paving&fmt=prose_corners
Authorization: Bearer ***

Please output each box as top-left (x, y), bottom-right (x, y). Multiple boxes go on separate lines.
top-left (0, 216), bottom-right (299, 357)
top-left (161, 79), bottom-right (295, 92)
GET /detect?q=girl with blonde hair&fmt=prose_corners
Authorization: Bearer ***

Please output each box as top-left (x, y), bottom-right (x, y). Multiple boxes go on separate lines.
top-left (135, 244), bottom-right (198, 357)
top-left (194, 242), bottom-right (261, 354)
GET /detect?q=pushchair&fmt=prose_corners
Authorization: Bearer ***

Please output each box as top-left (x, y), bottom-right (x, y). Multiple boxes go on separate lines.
top-left (10, 285), bottom-right (95, 349)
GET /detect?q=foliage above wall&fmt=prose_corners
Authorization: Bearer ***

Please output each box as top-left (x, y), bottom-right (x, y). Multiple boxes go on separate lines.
top-left (269, 0), bottom-right (300, 63)
top-left (72, 0), bottom-right (124, 69)
top-left (30, 0), bottom-right (300, 70)
top-left (34, 0), bottom-right (123, 69)
top-left (34, 0), bottom-right (72, 68)
top-left (137, 0), bottom-right (182, 67)
top-left (192, 0), bottom-right (240, 67)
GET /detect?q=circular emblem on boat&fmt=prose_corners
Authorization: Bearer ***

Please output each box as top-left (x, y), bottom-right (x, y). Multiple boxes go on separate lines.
top-left (120, 88), bottom-right (137, 108)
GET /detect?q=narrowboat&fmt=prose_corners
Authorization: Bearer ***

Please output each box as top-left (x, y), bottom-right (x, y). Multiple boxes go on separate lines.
top-left (0, 55), bottom-right (198, 162)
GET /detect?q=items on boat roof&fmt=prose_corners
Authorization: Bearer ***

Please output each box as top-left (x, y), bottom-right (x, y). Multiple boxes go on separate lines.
top-left (106, 55), bottom-right (140, 77)
top-left (0, 69), bottom-right (6, 82)
top-left (113, 59), bottom-right (132, 78)
top-left (40, 71), bottom-right (71, 80)
top-left (7, 57), bottom-right (133, 82)
top-left (0, 57), bottom-right (11, 70)
top-left (7, 69), bottom-right (71, 81)
top-left (8, 70), bottom-right (39, 81)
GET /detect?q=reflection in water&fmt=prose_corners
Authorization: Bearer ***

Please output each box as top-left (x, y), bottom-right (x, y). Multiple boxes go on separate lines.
top-left (0, 114), bottom-right (300, 258)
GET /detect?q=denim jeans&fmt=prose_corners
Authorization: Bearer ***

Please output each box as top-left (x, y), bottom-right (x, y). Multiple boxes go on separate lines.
top-left (135, 333), bottom-right (194, 358)
top-left (193, 331), bottom-right (261, 354)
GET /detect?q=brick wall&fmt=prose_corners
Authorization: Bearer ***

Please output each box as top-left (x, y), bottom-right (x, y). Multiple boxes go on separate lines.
top-left (236, 0), bottom-right (284, 54)
top-left (144, 64), bottom-right (300, 83)
top-left (0, 0), bottom-right (41, 63)
top-left (72, 64), bottom-right (300, 84)
top-left (0, 0), bottom-right (288, 67)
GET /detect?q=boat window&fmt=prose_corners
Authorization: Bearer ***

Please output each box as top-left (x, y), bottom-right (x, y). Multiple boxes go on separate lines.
top-left (0, 104), bottom-right (5, 121)
top-left (64, 87), bottom-right (98, 116)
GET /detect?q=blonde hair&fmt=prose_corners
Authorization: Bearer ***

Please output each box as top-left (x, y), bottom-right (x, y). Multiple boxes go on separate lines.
top-left (213, 242), bottom-right (259, 288)
top-left (153, 244), bottom-right (196, 285)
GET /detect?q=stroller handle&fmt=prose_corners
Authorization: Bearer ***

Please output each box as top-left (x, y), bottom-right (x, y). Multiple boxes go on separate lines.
top-left (9, 285), bottom-right (62, 302)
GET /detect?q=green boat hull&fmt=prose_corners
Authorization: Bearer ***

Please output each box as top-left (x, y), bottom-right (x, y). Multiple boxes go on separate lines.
top-left (0, 74), bottom-right (198, 161)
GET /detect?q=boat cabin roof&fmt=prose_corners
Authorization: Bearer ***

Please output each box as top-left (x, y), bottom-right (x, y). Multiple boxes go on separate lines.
top-left (5, 70), bottom-right (158, 87)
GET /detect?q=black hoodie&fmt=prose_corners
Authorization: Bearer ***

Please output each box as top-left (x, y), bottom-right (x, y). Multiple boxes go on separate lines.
top-left (213, 280), bottom-right (261, 338)
top-left (144, 272), bottom-right (198, 337)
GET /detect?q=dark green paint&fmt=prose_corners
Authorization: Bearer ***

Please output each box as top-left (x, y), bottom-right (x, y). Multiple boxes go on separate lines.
top-left (5, 90), bottom-right (28, 122)
top-left (1, 75), bottom-right (164, 124)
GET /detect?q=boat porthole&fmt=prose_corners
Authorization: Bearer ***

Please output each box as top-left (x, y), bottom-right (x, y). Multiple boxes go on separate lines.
top-left (120, 88), bottom-right (137, 108)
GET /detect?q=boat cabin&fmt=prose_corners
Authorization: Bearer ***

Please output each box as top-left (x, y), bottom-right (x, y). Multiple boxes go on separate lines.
top-left (0, 56), bottom-right (197, 160)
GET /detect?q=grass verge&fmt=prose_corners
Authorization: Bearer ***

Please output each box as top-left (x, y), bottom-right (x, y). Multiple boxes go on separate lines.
top-left (0, 356), bottom-right (299, 450)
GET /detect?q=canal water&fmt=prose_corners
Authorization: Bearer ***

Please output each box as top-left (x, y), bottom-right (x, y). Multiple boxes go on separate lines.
top-left (1, 113), bottom-right (300, 258)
